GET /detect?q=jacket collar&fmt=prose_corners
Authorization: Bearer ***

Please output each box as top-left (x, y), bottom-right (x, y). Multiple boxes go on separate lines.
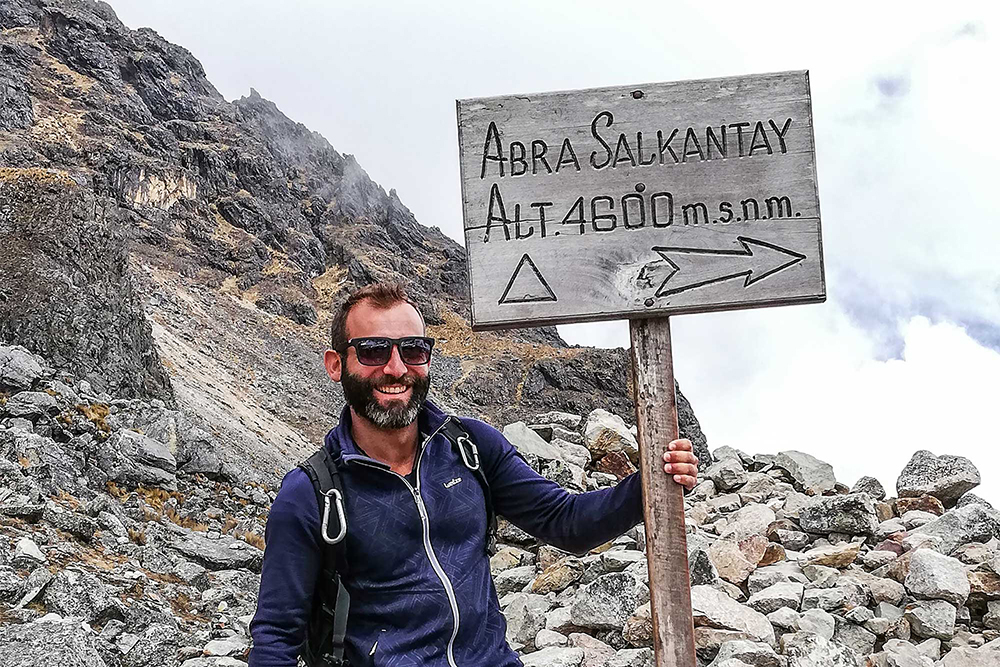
top-left (323, 399), bottom-right (452, 467)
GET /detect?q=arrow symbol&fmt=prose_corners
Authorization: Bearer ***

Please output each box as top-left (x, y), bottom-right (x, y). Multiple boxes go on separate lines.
top-left (647, 237), bottom-right (806, 298)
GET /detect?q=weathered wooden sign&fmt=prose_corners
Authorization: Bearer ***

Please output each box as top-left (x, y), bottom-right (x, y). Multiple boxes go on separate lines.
top-left (457, 70), bottom-right (824, 330)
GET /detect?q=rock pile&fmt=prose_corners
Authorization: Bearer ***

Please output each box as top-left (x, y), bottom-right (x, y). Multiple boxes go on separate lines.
top-left (3, 342), bottom-right (1000, 666)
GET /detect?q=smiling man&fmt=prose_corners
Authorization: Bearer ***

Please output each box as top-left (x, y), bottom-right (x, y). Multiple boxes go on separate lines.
top-left (249, 282), bottom-right (699, 667)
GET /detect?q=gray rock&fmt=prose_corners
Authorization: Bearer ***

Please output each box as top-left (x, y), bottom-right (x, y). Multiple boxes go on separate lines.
top-left (15, 566), bottom-right (53, 608)
top-left (879, 639), bottom-right (935, 667)
top-left (910, 503), bottom-right (1000, 555)
top-left (495, 565), bottom-right (537, 596)
top-left (504, 593), bottom-right (549, 645)
top-left (773, 451), bottom-right (836, 496)
top-left (767, 607), bottom-right (800, 631)
top-left (690, 585), bottom-right (774, 644)
top-left (719, 504), bottom-right (775, 541)
top-left (98, 429), bottom-right (178, 491)
top-left (42, 567), bottom-right (121, 625)
top-left (0, 616), bottom-right (110, 666)
top-left (705, 458), bottom-right (748, 493)
top-left (571, 572), bottom-right (648, 631)
top-left (521, 647), bottom-right (586, 667)
top-left (798, 493), bottom-right (878, 536)
top-left (896, 450), bottom-right (980, 507)
top-left (4, 391), bottom-right (59, 418)
top-left (584, 409), bottom-right (638, 462)
top-left (904, 549), bottom-right (970, 606)
top-left (503, 422), bottom-right (568, 463)
top-left (831, 618), bottom-right (876, 661)
top-left (179, 659), bottom-right (248, 667)
top-left (796, 608), bottom-right (836, 640)
top-left (780, 632), bottom-right (855, 667)
top-left (607, 648), bottom-right (654, 667)
top-left (851, 476), bottom-right (886, 500)
top-left (14, 537), bottom-right (45, 564)
top-left (167, 532), bottom-right (263, 572)
top-left (904, 600), bottom-right (956, 640)
top-left (0, 346), bottom-right (44, 391)
top-left (126, 622), bottom-right (181, 667)
top-left (745, 581), bottom-right (804, 614)
top-left (533, 411), bottom-right (583, 430)
top-left (535, 629), bottom-right (569, 649)
top-left (901, 510), bottom-right (937, 529)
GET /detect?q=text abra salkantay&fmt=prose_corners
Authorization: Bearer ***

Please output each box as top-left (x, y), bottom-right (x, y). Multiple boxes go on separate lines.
top-left (476, 111), bottom-right (795, 243)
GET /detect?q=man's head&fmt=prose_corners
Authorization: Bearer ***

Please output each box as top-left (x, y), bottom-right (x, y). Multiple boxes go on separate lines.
top-left (325, 283), bottom-right (432, 430)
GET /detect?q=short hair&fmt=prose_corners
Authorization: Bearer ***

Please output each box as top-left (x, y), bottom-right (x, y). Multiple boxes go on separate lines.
top-left (330, 282), bottom-right (425, 352)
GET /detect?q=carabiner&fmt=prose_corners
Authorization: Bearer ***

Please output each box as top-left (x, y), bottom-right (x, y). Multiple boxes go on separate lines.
top-left (456, 435), bottom-right (481, 472)
top-left (321, 488), bottom-right (348, 544)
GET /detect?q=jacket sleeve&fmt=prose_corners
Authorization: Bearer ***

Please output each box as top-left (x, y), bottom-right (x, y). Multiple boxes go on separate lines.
top-left (468, 420), bottom-right (644, 555)
top-left (248, 469), bottom-right (323, 667)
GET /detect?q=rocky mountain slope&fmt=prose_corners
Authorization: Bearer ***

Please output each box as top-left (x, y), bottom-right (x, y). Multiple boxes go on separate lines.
top-left (0, 0), bottom-right (710, 489)
top-left (3, 343), bottom-right (1000, 667)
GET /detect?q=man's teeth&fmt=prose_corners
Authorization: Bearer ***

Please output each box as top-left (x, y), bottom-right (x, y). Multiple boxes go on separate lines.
top-left (377, 385), bottom-right (408, 395)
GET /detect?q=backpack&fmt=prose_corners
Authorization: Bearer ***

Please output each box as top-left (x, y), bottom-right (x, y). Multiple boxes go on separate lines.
top-left (297, 417), bottom-right (497, 667)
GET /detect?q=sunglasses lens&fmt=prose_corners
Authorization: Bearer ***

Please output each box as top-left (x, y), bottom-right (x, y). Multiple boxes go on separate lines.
top-left (355, 338), bottom-right (392, 365)
top-left (398, 338), bottom-right (433, 365)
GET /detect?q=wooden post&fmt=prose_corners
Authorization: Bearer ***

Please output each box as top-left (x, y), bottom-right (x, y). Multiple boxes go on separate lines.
top-left (629, 316), bottom-right (695, 667)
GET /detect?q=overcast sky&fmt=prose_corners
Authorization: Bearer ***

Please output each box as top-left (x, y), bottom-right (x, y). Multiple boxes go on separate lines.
top-left (110, 1), bottom-right (1000, 504)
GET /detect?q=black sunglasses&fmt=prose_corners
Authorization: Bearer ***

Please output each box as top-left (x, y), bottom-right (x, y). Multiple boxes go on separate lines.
top-left (340, 336), bottom-right (435, 366)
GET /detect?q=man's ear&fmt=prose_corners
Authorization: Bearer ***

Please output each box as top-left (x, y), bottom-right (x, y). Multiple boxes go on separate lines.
top-left (324, 350), bottom-right (343, 382)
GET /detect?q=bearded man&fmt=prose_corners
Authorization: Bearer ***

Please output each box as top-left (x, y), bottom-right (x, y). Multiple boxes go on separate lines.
top-left (249, 282), bottom-right (699, 666)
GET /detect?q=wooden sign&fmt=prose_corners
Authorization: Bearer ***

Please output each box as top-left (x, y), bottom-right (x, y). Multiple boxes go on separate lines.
top-left (456, 70), bottom-right (824, 330)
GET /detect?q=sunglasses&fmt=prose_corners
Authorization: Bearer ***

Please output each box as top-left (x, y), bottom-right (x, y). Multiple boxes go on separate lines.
top-left (341, 336), bottom-right (435, 366)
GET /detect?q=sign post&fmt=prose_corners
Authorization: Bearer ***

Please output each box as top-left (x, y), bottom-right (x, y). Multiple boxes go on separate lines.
top-left (457, 71), bottom-right (824, 667)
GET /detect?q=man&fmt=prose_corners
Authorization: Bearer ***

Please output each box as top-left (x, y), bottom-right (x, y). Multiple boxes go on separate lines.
top-left (249, 282), bottom-right (699, 666)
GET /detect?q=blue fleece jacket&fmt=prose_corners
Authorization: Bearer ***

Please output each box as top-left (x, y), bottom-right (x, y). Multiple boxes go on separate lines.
top-left (249, 402), bottom-right (644, 666)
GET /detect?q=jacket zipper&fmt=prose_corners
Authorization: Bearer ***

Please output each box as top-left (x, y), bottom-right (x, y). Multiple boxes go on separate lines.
top-left (353, 419), bottom-right (462, 667)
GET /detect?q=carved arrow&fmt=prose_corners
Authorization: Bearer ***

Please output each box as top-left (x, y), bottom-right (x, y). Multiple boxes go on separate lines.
top-left (639, 237), bottom-right (806, 298)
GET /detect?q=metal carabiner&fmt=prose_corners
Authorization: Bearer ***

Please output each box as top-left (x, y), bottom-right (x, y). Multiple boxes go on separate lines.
top-left (321, 488), bottom-right (348, 545)
top-left (456, 435), bottom-right (481, 472)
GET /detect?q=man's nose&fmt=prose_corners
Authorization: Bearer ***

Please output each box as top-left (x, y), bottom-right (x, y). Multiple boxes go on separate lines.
top-left (382, 345), bottom-right (407, 376)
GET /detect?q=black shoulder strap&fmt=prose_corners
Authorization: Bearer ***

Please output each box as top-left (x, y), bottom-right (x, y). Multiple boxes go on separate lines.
top-left (440, 418), bottom-right (497, 555)
top-left (299, 448), bottom-right (350, 666)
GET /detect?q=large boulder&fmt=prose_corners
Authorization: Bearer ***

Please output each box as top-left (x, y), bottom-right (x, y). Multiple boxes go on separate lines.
top-left (97, 429), bottom-right (178, 491)
top-left (0, 345), bottom-right (44, 391)
top-left (904, 549), bottom-right (970, 607)
top-left (584, 409), bottom-right (638, 462)
top-left (909, 503), bottom-right (1000, 555)
top-left (896, 450), bottom-right (980, 507)
top-left (42, 568), bottom-right (122, 625)
top-left (798, 494), bottom-right (879, 536)
top-left (0, 616), bottom-right (110, 666)
top-left (773, 451), bottom-right (836, 496)
top-left (571, 572), bottom-right (648, 631)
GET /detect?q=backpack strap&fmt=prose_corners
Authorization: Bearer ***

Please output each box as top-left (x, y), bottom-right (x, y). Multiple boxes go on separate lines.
top-left (440, 418), bottom-right (497, 555)
top-left (299, 449), bottom-right (350, 666)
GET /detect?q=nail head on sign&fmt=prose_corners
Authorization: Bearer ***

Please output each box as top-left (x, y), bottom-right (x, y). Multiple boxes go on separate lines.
top-left (644, 298), bottom-right (655, 307)
top-left (632, 90), bottom-right (644, 99)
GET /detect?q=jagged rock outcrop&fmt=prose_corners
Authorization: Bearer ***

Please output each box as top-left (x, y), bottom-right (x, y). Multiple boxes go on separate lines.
top-left (0, 0), bottom-right (708, 486)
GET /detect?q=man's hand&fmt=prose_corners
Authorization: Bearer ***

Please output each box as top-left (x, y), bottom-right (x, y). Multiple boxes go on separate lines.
top-left (662, 439), bottom-right (699, 490)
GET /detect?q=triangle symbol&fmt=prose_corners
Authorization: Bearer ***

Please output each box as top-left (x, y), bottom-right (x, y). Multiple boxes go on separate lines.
top-left (498, 254), bottom-right (557, 305)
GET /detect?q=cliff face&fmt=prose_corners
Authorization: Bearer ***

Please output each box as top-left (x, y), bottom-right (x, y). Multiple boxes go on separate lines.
top-left (0, 0), bottom-right (709, 481)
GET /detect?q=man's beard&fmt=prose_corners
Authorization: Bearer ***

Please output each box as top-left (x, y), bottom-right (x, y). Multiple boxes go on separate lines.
top-left (341, 370), bottom-right (430, 430)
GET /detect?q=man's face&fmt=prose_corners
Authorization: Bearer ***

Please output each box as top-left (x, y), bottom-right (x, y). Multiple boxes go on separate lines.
top-left (326, 299), bottom-right (431, 430)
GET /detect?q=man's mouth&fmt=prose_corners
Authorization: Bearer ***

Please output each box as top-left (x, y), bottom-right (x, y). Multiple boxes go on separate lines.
top-left (375, 384), bottom-right (410, 395)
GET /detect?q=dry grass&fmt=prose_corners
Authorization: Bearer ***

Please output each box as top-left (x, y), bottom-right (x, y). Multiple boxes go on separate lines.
top-left (222, 517), bottom-right (239, 534)
top-left (427, 309), bottom-right (579, 363)
top-left (165, 507), bottom-right (208, 532)
top-left (17, 456), bottom-right (31, 469)
top-left (128, 527), bottom-right (147, 545)
top-left (236, 530), bottom-right (265, 550)
top-left (0, 166), bottom-right (76, 187)
top-left (53, 489), bottom-right (81, 510)
top-left (76, 403), bottom-right (110, 432)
